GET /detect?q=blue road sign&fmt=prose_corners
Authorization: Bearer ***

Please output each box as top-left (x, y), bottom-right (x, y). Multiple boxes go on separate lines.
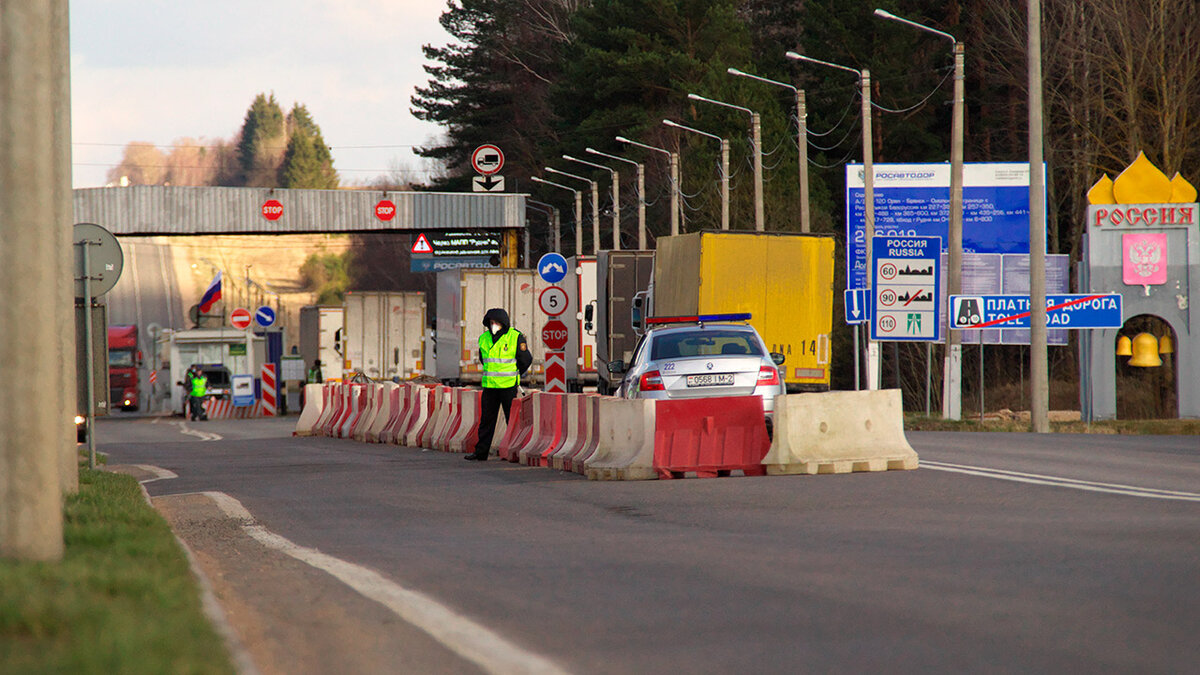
top-left (255, 305), bottom-right (276, 327)
top-left (872, 235), bottom-right (941, 342)
top-left (949, 293), bottom-right (1123, 330)
top-left (844, 288), bottom-right (869, 325)
top-left (537, 252), bottom-right (568, 284)
top-left (845, 163), bottom-right (1045, 291)
top-left (231, 374), bottom-right (256, 407)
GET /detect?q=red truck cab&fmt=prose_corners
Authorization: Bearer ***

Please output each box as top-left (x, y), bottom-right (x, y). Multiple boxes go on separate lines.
top-left (107, 324), bottom-right (141, 411)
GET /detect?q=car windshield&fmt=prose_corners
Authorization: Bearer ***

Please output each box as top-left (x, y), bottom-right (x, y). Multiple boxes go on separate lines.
top-left (650, 330), bottom-right (763, 360)
top-left (108, 350), bottom-right (135, 367)
top-left (200, 368), bottom-right (231, 387)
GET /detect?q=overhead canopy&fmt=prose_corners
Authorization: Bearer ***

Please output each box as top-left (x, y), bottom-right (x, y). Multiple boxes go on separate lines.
top-left (73, 186), bottom-right (527, 235)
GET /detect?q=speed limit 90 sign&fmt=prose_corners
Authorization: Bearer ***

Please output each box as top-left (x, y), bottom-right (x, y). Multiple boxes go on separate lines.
top-left (539, 286), bottom-right (568, 316)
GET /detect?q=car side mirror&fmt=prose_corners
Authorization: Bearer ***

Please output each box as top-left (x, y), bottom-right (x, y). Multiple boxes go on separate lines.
top-left (607, 360), bottom-right (626, 374)
top-left (770, 352), bottom-right (786, 366)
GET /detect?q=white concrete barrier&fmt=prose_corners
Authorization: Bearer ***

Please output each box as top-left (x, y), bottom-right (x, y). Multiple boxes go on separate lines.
top-left (365, 383), bottom-right (398, 443)
top-left (583, 398), bottom-right (657, 481)
top-left (351, 384), bottom-right (383, 441)
top-left (447, 389), bottom-right (481, 453)
top-left (403, 386), bottom-right (434, 448)
top-left (338, 385), bottom-right (367, 439)
top-left (293, 384), bottom-right (325, 436)
top-left (762, 389), bottom-right (919, 475)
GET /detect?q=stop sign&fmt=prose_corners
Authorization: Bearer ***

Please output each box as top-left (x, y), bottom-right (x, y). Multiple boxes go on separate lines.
top-left (542, 319), bottom-right (569, 350)
top-left (230, 307), bottom-right (253, 330)
top-left (261, 199), bottom-right (284, 221)
top-left (375, 199), bottom-right (396, 221)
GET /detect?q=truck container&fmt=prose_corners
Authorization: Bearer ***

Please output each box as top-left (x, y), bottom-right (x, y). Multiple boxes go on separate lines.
top-left (653, 231), bottom-right (835, 391)
top-left (436, 268), bottom-right (549, 385)
top-left (594, 250), bottom-right (655, 394)
top-left (107, 324), bottom-right (141, 410)
top-left (299, 305), bottom-right (344, 382)
top-left (155, 328), bottom-right (266, 414)
top-left (341, 291), bottom-right (426, 381)
top-left (564, 255), bottom-right (598, 391)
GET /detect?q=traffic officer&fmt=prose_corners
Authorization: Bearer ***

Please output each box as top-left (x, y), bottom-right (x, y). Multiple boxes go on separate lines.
top-left (187, 365), bottom-right (208, 422)
top-left (466, 308), bottom-right (532, 461)
top-left (307, 359), bottom-right (324, 383)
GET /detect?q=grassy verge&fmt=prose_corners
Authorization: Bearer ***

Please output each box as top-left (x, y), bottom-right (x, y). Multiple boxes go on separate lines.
top-left (0, 469), bottom-right (234, 674)
top-left (905, 414), bottom-right (1200, 435)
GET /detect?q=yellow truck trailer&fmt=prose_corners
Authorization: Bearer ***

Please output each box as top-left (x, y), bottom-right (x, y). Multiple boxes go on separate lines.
top-left (653, 231), bottom-right (835, 391)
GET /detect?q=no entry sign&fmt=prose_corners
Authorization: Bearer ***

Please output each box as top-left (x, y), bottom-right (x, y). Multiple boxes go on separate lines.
top-left (261, 199), bottom-right (283, 221)
top-left (230, 307), bottom-right (253, 330)
top-left (542, 319), bottom-right (569, 350)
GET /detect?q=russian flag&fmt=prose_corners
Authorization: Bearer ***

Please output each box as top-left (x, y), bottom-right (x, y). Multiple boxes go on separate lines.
top-left (198, 271), bottom-right (222, 313)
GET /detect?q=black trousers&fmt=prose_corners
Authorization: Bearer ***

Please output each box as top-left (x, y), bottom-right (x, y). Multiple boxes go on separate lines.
top-left (473, 386), bottom-right (518, 459)
top-left (188, 395), bottom-right (206, 421)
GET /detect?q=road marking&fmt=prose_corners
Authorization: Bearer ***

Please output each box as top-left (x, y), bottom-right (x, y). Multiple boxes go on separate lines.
top-left (197, 491), bottom-right (569, 675)
top-left (134, 464), bottom-right (178, 484)
top-left (175, 420), bottom-right (223, 442)
top-left (922, 460), bottom-right (1200, 502)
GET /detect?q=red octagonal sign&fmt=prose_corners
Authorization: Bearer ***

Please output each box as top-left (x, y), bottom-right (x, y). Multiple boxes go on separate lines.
top-left (375, 199), bottom-right (396, 221)
top-left (542, 319), bottom-right (569, 350)
top-left (230, 307), bottom-right (253, 330)
top-left (261, 199), bottom-right (284, 221)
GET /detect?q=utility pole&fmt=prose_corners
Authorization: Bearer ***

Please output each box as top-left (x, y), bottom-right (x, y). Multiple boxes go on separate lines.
top-left (617, 136), bottom-right (678, 240)
top-left (1028, 0), bottom-right (1050, 433)
top-left (563, 155), bottom-right (620, 250)
top-left (663, 120), bottom-right (730, 231)
top-left (687, 93), bottom-right (764, 231)
top-left (546, 167), bottom-right (598, 254)
top-left (531, 176), bottom-right (582, 256)
top-left (587, 148), bottom-right (645, 249)
top-left (1, 0), bottom-right (70, 561)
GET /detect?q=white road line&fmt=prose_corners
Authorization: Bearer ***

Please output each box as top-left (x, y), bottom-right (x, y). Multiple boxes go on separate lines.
top-left (922, 460), bottom-right (1200, 502)
top-left (198, 491), bottom-right (569, 675)
top-left (175, 421), bottom-right (223, 442)
top-left (134, 464), bottom-right (178, 484)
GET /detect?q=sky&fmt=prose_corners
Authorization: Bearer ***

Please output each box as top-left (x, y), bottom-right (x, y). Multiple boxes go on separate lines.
top-left (69, 0), bottom-right (453, 188)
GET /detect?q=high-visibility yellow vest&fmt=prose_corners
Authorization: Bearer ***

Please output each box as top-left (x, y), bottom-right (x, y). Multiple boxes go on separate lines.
top-left (190, 374), bottom-right (207, 397)
top-left (479, 329), bottom-right (520, 388)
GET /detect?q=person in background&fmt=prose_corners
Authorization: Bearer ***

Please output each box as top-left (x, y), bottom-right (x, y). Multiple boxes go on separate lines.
top-left (307, 359), bottom-right (324, 384)
top-left (186, 365), bottom-right (208, 422)
top-left (466, 308), bottom-right (531, 461)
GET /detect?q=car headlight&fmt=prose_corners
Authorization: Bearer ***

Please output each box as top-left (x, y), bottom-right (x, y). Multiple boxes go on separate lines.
top-left (74, 415), bottom-right (85, 425)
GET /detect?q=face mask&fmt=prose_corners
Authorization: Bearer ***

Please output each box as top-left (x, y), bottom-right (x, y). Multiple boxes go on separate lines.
top-left (490, 323), bottom-right (501, 335)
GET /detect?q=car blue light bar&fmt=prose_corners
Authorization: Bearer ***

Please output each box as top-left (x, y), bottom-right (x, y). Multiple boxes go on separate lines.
top-left (646, 313), bottom-right (752, 325)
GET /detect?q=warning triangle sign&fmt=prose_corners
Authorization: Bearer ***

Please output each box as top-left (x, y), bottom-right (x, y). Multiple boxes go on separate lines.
top-left (411, 233), bottom-right (433, 254)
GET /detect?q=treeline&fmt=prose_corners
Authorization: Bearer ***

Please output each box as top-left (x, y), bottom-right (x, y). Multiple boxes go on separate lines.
top-left (412, 0), bottom-right (1200, 259)
top-left (106, 93), bottom-right (339, 189)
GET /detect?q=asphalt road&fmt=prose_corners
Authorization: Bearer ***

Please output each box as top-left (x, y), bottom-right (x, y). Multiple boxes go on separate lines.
top-left (99, 418), bottom-right (1200, 673)
top-left (105, 237), bottom-right (185, 412)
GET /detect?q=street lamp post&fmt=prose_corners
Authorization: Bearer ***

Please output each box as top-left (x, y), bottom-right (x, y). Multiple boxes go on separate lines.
top-left (787, 51), bottom-right (877, 390)
top-left (531, 176), bottom-right (580, 255)
top-left (587, 148), bottom-right (646, 249)
top-left (688, 93), bottom-right (764, 232)
top-left (526, 199), bottom-right (559, 261)
top-left (546, 167), bottom-right (599, 254)
top-left (663, 119), bottom-right (730, 231)
top-left (874, 8), bottom-right (966, 419)
top-left (727, 68), bottom-right (810, 233)
top-left (616, 136), bottom-right (681, 238)
top-left (564, 155), bottom-right (620, 250)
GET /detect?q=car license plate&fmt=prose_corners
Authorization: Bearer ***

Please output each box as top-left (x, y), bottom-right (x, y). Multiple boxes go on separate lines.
top-left (685, 373), bottom-right (735, 387)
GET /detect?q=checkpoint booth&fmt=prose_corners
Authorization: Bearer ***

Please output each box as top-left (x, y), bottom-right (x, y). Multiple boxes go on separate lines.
top-left (1081, 152), bottom-right (1200, 419)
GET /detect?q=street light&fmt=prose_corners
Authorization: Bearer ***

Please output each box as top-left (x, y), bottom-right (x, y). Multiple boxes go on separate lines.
top-left (564, 154), bottom-right (621, 250)
top-left (688, 93), bottom-right (764, 232)
top-left (874, 8), bottom-right (966, 419)
top-left (546, 167), bottom-right (599, 254)
top-left (727, 67), bottom-right (810, 233)
top-left (786, 50), bottom-right (877, 390)
top-left (530, 176), bottom-right (579, 255)
top-left (587, 148), bottom-right (646, 249)
top-left (663, 119), bottom-right (730, 230)
top-left (616, 136), bottom-right (682, 237)
top-left (526, 199), bottom-right (559, 263)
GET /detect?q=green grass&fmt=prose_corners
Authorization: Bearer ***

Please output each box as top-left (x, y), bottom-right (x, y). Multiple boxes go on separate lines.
top-left (905, 414), bottom-right (1200, 435)
top-left (0, 470), bottom-right (234, 675)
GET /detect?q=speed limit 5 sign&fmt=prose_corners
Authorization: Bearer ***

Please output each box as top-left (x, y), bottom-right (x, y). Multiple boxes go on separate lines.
top-left (539, 286), bottom-right (568, 316)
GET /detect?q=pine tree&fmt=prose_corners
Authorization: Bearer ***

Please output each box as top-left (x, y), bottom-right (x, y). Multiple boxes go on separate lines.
top-left (236, 93), bottom-right (286, 186)
top-left (278, 104), bottom-right (338, 188)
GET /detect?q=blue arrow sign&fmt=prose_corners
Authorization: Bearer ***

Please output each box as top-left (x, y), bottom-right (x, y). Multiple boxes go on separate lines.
top-left (949, 293), bottom-right (1122, 330)
top-left (844, 288), bottom-right (868, 325)
top-left (537, 252), bottom-right (568, 284)
top-left (255, 305), bottom-right (276, 328)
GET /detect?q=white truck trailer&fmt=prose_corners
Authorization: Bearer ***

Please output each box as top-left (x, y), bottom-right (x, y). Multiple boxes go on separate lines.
top-left (565, 255), bottom-right (598, 391)
top-left (341, 291), bottom-right (427, 381)
top-left (436, 268), bottom-right (549, 385)
top-left (298, 305), bottom-right (344, 382)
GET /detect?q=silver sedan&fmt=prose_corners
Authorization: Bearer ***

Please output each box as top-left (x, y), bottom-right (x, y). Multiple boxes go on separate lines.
top-left (608, 321), bottom-right (785, 417)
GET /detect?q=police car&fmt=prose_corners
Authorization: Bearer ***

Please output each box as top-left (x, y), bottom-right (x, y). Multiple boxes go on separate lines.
top-left (606, 313), bottom-right (786, 418)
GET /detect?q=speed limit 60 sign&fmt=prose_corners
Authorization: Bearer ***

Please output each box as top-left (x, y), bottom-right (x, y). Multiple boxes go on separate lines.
top-left (539, 286), bottom-right (568, 316)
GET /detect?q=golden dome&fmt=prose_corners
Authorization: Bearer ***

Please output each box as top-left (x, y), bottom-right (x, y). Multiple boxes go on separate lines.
top-left (1112, 151), bottom-right (1173, 204)
top-left (1169, 173), bottom-right (1197, 203)
top-left (1087, 174), bottom-right (1115, 205)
